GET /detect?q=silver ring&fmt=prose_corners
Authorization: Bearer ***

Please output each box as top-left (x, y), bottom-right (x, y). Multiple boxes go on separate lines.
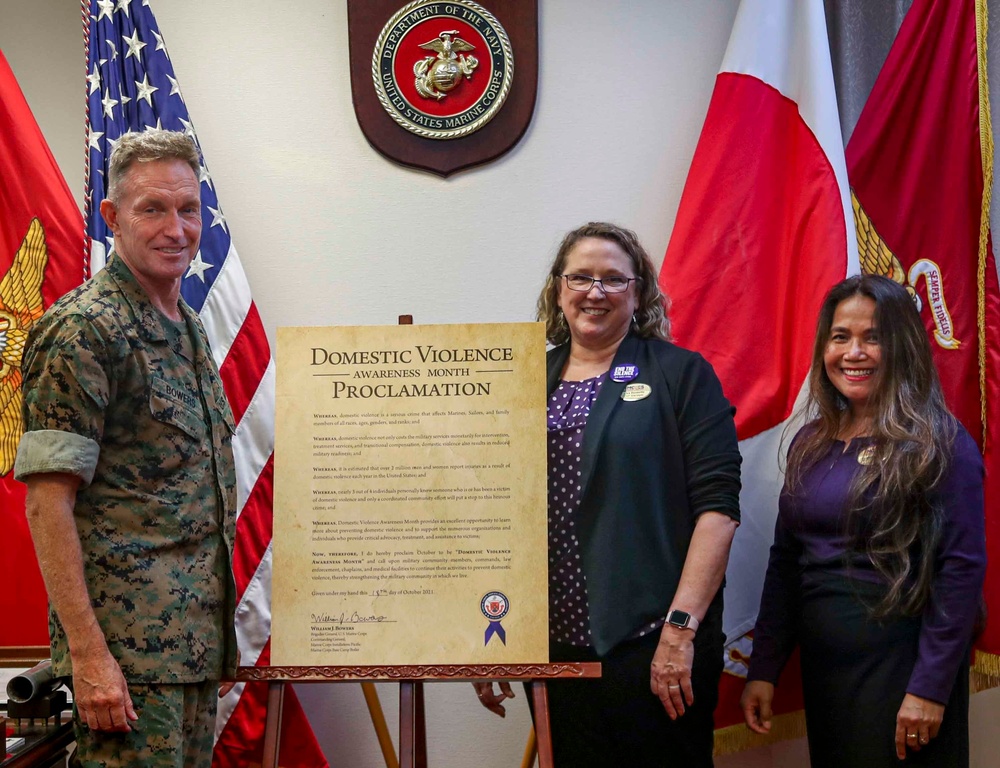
top-left (668, 684), bottom-right (681, 689)
top-left (907, 733), bottom-right (917, 739)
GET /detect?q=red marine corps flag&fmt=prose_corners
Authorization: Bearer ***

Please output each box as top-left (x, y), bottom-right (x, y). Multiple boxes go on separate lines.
top-left (845, 0), bottom-right (1000, 674)
top-left (0, 49), bottom-right (84, 649)
top-left (658, 0), bottom-right (858, 751)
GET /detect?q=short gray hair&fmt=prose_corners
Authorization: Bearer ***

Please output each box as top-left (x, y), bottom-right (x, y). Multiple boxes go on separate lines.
top-left (107, 130), bottom-right (200, 203)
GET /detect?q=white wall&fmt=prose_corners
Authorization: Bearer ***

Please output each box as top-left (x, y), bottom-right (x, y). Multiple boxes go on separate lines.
top-left (3, 1), bottom-right (999, 766)
top-left (2, 0), bottom-right (737, 343)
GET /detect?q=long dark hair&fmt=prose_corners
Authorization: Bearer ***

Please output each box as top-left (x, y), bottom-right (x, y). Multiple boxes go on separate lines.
top-left (786, 274), bottom-right (956, 617)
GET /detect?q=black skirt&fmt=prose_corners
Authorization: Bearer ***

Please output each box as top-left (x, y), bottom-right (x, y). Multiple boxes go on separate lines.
top-left (797, 570), bottom-right (970, 768)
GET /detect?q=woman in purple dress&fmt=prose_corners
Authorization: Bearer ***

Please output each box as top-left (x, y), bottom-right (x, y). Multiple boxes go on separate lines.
top-left (475, 222), bottom-right (741, 765)
top-left (741, 274), bottom-right (986, 766)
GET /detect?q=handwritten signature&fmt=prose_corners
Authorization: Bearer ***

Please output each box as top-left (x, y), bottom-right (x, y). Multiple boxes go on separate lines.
top-left (311, 611), bottom-right (389, 624)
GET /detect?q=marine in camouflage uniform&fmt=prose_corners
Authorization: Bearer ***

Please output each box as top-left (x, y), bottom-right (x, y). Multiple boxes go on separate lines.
top-left (14, 130), bottom-right (237, 768)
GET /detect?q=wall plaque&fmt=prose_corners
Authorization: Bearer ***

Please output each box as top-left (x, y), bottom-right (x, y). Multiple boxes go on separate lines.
top-left (348, 0), bottom-right (538, 176)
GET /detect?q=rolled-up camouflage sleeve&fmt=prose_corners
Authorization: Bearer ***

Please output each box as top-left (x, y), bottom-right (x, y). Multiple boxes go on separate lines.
top-left (15, 313), bottom-right (110, 487)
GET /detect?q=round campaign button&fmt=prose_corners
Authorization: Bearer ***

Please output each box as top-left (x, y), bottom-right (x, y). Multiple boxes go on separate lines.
top-left (610, 364), bottom-right (639, 383)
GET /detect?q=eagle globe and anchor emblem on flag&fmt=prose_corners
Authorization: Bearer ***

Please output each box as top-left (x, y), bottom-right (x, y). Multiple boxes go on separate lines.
top-left (853, 192), bottom-right (961, 350)
top-left (371, 0), bottom-right (514, 140)
top-left (0, 218), bottom-right (49, 477)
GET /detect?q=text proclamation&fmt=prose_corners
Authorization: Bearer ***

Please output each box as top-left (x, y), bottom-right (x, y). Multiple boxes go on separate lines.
top-left (272, 323), bottom-right (548, 665)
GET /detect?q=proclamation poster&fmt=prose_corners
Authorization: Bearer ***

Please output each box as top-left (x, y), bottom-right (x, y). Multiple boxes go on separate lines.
top-left (271, 322), bottom-right (548, 666)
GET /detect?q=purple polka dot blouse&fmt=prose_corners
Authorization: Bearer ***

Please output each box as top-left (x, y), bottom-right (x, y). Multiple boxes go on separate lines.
top-left (547, 375), bottom-right (604, 646)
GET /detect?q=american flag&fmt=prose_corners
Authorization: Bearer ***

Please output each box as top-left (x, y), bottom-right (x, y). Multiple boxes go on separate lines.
top-left (84, 1), bottom-right (326, 765)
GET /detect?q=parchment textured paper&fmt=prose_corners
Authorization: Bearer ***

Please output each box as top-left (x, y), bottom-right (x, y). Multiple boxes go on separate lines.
top-left (272, 323), bottom-right (548, 665)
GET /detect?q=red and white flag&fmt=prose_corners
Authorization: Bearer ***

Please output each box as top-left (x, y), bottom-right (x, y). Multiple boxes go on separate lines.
top-left (659, 0), bottom-right (858, 743)
top-left (0, 48), bottom-right (84, 649)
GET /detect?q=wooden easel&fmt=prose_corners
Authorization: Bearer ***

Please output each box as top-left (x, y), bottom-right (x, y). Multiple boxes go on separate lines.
top-left (237, 661), bottom-right (601, 768)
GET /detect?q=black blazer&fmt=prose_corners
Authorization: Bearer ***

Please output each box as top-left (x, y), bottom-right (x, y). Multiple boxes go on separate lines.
top-left (546, 334), bottom-right (741, 654)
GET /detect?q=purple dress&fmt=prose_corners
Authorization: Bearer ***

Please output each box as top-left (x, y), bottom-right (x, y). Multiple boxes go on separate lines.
top-left (748, 425), bottom-right (986, 767)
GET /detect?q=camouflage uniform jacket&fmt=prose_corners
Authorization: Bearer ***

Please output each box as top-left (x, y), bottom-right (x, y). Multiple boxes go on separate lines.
top-left (15, 254), bottom-right (238, 683)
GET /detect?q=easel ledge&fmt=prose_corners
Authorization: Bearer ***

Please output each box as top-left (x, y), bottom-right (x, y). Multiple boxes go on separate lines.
top-left (235, 662), bottom-right (598, 682)
top-left (234, 662), bottom-right (601, 768)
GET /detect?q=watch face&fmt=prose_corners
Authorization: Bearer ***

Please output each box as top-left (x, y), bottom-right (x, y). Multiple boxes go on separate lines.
top-left (668, 610), bottom-right (691, 628)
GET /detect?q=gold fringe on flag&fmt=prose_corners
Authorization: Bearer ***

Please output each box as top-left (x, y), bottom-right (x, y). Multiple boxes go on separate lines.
top-left (972, 0), bottom-right (1000, 701)
top-left (975, 0), bottom-right (994, 439)
top-left (712, 710), bottom-right (808, 757)
top-left (971, 650), bottom-right (1000, 692)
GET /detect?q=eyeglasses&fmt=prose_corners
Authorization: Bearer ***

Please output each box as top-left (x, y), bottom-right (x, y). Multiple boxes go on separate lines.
top-left (559, 274), bottom-right (639, 293)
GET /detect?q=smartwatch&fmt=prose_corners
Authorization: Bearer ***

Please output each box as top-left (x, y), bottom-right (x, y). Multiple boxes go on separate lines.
top-left (666, 609), bottom-right (700, 632)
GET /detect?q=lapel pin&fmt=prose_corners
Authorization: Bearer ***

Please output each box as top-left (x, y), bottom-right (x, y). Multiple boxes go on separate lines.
top-left (621, 383), bottom-right (651, 402)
